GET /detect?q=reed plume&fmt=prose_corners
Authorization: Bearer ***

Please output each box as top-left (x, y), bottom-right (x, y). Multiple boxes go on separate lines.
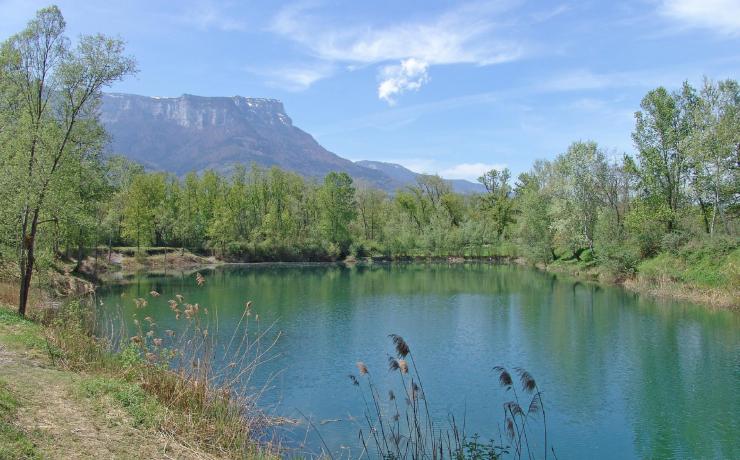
top-left (389, 334), bottom-right (410, 357)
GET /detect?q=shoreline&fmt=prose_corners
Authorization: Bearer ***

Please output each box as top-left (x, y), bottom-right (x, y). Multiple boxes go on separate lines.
top-left (95, 251), bottom-right (737, 311)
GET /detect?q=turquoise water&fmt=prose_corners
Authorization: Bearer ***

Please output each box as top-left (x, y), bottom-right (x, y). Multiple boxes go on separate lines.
top-left (98, 263), bottom-right (740, 458)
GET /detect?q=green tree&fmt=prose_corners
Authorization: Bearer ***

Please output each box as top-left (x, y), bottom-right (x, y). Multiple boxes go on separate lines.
top-left (549, 141), bottom-right (609, 255)
top-left (478, 168), bottom-right (514, 239)
top-left (319, 172), bottom-right (356, 248)
top-left (354, 185), bottom-right (387, 241)
top-left (0, 6), bottom-right (135, 315)
top-left (514, 164), bottom-right (555, 263)
top-left (121, 174), bottom-right (165, 250)
top-left (687, 79), bottom-right (739, 236)
top-left (632, 84), bottom-right (696, 232)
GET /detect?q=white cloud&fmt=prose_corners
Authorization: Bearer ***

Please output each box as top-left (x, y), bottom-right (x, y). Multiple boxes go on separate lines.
top-left (378, 58), bottom-right (430, 105)
top-left (248, 63), bottom-right (335, 91)
top-left (271, 2), bottom-right (525, 66)
top-left (177, 1), bottom-right (247, 31)
top-left (439, 162), bottom-right (507, 181)
top-left (660, 0), bottom-right (740, 35)
top-left (269, 1), bottom-right (527, 100)
top-left (387, 159), bottom-right (507, 182)
top-left (539, 69), bottom-right (670, 92)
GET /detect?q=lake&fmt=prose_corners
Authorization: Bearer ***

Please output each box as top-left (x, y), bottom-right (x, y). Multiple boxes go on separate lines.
top-left (97, 263), bottom-right (739, 459)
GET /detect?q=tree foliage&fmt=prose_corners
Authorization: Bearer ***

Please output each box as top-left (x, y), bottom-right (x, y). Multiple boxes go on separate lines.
top-left (0, 6), bottom-right (135, 315)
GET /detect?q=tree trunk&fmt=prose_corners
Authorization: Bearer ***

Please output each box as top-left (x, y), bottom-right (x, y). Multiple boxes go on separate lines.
top-left (698, 197), bottom-right (711, 234)
top-left (75, 227), bottom-right (84, 272)
top-left (18, 212), bottom-right (39, 317)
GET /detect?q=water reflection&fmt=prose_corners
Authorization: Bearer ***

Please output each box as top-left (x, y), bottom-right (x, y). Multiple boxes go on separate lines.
top-left (99, 263), bottom-right (740, 459)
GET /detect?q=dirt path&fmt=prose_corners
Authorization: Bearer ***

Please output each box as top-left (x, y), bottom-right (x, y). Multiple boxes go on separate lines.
top-left (0, 341), bottom-right (216, 459)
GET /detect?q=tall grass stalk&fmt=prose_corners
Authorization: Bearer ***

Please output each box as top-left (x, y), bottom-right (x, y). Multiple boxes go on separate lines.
top-left (350, 335), bottom-right (553, 459)
top-left (41, 271), bottom-right (282, 458)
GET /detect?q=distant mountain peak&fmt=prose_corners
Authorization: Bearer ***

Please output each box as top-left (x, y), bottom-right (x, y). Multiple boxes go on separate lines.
top-left (355, 160), bottom-right (484, 193)
top-left (100, 92), bottom-right (483, 193)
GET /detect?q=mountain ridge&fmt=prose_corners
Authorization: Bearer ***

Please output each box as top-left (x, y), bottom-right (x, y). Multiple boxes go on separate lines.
top-left (100, 92), bottom-right (484, 193)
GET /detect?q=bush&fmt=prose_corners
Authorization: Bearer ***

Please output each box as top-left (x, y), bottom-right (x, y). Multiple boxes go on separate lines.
top-left (625, 200), bottom-right (671, 258)
top-left (349, 241), bottom-right (369, 258)
top-left (660, 231), bottom-right (689, 254)
top-left (637, 236), bottom-right (739, 288)
top-left (580, 248), bottom-right (595, 263)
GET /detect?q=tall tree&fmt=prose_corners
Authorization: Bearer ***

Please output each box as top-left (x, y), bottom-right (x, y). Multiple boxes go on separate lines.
top-left (632, 84), bottom-right (696, 231)
top-left (478, 168), bottom-right (514, 239)
top-left (121, 174), bottom-right (165, 250)
top-left (549, 141), bottom-right (609, 254)
top-left (687, 79), bottom-right (739, 236)
top-left (0, 6), bottom-right (135, 315)
top-left (355, 185), bottom-right (386, 241)
top-left (319, 172), bottom-right (356, 248)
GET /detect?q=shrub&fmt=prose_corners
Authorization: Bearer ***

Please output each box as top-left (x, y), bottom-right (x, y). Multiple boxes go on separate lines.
top-left (660, 231), bottom-right (689, 254)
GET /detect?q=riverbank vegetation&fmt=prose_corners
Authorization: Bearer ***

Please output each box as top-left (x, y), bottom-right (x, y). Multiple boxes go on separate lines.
top-left (0, 274), bottom-right (281, 458)
top-left (351, 334), bottom-right (552, 460)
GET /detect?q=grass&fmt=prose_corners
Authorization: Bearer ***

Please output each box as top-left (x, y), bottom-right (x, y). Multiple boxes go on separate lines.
top-left (630, 239), bottom-right (739, 309)
top-left (0, 379), bottom-right (41, 459)
top-left (0, 307), bottom-right (47, 353)
top-left (637, 242), bottom-right (739, 289)
top-left (78, 376), bottom-right (165, 428)
top-left (0, 270), bottom-right (281, 459)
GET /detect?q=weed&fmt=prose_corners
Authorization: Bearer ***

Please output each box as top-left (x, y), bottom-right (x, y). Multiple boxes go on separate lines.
top-left (78, 377), bottom-right (164, 428)
top-left (0, 379), bottom-right (41, 459)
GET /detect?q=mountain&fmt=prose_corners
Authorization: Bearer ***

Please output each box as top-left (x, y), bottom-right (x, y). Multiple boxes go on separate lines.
top-left (356, 160), bottom-right (484, 193)
top-left (100, 93), bottom-right (483, 193)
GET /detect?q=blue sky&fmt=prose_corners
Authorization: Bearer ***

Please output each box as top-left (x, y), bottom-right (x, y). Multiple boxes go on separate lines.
top-left (1, 1), bottom-right (739, 180)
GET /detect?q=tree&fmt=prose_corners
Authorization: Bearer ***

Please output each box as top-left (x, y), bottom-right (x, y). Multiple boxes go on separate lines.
top-left (514, 163), bottom-right (555, 263)
top-left (121, 174), bottom-right (166, 249)
top-left (549, 141), bottom-right (609, 255)
top-left (319, 172), bottom-right (356, 248)
top-left (687, 79), bottom-right (739, 236)
top-left (355, 185), bottom-right (386, 241)
top-left (478, 168), bottom-right (514, 239)
top-left (632, 84), bottom-right (696, 231)
top-left (0, 6), bottom-right (135, 316)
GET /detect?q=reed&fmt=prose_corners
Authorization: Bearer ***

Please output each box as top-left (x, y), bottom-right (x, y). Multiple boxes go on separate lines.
top-left (349, 335), bottom-right (554, 459)
top-left (40, 271), bottom-right (282, 459)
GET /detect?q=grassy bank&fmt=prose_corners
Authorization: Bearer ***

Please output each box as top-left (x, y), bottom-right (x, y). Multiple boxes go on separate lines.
top-left (541, 241), bottom-right (739, 310)
top-left (101, 239), bottom-right (737, 310)
top-left (0, 283), bottom-right (280, 459)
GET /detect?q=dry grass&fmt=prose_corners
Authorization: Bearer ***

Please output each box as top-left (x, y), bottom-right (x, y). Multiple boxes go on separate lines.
top-left (623, 276), bottom-right (739, 311)
top-left (0, 281), bottom-right (46, 311)
top-left (33, 272), bottom-right (282, 459)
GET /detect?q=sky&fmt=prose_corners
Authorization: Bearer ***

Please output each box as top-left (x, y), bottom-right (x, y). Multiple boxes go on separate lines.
top-left (1, 0), bottom-right (739, 181)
